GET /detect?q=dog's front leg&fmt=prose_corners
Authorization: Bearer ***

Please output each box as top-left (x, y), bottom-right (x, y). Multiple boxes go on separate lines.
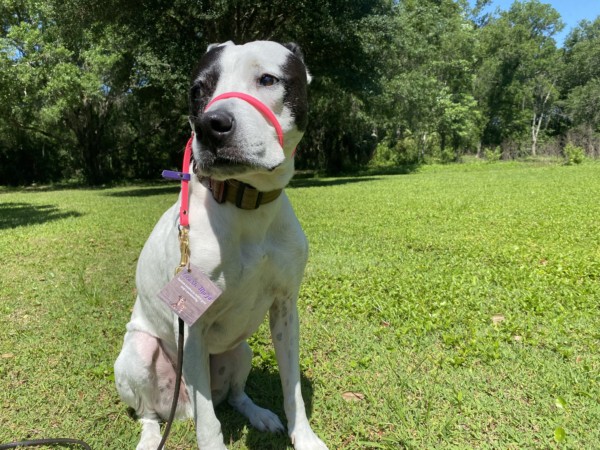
top-left (184, 326), bottom-right (226, 450)
top-left (270, 297), bottom-right (328, 450)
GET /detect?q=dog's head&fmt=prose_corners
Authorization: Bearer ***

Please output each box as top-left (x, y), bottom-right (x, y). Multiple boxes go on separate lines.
top-left (189, 41), bottom-right (310, 191)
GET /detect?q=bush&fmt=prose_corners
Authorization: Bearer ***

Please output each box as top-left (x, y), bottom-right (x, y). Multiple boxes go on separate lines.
top-left (369, 141), bottom-right (398, 168)
top-left (395, 137), bottom-right (421, 164)
top-left (369, 137), bottom-right (421, 168)
top-left (563, 143), bottom-right (585, 165)
top-left (483, 146), bottom-right (501, 162)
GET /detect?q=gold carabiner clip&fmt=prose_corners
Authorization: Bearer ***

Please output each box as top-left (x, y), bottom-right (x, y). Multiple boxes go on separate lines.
top-left (176, 227), bottom-right (190, 275)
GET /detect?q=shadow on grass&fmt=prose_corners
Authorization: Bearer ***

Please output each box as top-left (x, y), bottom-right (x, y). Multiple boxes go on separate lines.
top-left (289, 176), bottom-right (382, 189)
top-left (362, 163), bottom-right (421, 176)
top-left (289, 164), bottom-right (420, 189)
top-left (124, 367), bottom-right (315, 449)
top-left (103, 185), bottom-right (181, 198)
top-left (0, 202), bottom-right (83, 230)
top-left (102, 176), bottom-right (386, 194)
top-left (217, 367), bottom-right (316, 449)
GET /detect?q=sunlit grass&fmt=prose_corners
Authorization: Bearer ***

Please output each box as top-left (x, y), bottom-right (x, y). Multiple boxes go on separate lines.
top-left (1, 161), bottom-right (599, 448)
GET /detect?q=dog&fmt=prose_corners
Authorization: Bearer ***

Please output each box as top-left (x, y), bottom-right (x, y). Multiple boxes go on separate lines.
top-left (114, 41), bottom-right (328, 450)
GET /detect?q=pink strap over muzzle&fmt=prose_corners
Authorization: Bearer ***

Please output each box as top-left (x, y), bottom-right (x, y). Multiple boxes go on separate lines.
top-left (205, 92), bottom-right (284, 148)
top-left (176, 91), bottom-right (290, 227)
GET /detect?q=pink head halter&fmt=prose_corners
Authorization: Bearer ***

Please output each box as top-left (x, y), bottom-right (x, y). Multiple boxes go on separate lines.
top-left (175, 91), bottom-right (291, 226)
top-left (205, 92), bottom-right (284, 148)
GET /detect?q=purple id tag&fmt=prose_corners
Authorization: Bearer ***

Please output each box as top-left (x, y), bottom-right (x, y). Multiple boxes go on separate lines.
top-left (158, 264), bottom-right (222, 326)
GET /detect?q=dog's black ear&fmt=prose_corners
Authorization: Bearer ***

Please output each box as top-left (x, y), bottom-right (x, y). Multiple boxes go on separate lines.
top-left (283, 42), bottom-right (311, 84)
top-left (206, 41), bottom-right (234, 53)
top-left (283, 42), bottom-right (305, 63)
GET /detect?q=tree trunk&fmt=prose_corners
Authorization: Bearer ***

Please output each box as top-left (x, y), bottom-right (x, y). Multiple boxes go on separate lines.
top-left (531, 113), bottom-right (538, 157)
top-left (68, 99), bottom-right (109, 184)
top-left (531, 87), bottom-right (553, 157)
top-left (419, 132), bottom-right (427, 162)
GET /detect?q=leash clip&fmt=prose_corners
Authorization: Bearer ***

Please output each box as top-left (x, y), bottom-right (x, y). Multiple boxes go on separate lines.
top-left (176, 227), bottom-right (190, 275)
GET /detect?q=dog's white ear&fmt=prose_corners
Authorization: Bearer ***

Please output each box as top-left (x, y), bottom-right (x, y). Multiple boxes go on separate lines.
top-left (305, 69), bottom-right (312, 84)
top-left (283, 42), bottom-right (312, 84)
top-left (206, 41), bottom-right (234, 53)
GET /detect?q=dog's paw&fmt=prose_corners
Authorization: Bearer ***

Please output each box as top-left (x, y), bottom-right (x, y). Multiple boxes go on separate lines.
top-left (229, 393), bottom-right (285, 433)
top-left (137, 418), bottom-right (163, 450)
top-left (247, 405), bottom-right (285, 433)
top-left (136, 437), bottom-right (162, 450)
top-left (291, 426), bottom-right (328, 450)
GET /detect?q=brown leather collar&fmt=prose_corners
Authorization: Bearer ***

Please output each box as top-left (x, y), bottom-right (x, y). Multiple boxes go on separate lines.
top-left (200, 177), bottom-right (283, 210)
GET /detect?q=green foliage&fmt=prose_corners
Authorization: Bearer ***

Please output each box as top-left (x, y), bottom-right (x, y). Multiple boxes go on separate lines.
top-left (369, 141), bottom-right (398, 168)
top-left (0, 0), bottom-right (189, 184)
top-left (563, 143), bottom-right (585, 165)
top-left (364, 0), bottom-right (481, 162)
top-left (475, 0), bottom-right (563, 154)
top-left (0, 1), bottom-right (599, 185)
top-left (0, 0), bottom-right (388, 183)
top-left (481, 148), bottom-right (496, 163)
top-left (369, 137), bottom-right (420, 168)
top-left (483, 146), bottom-right (502, 162)
top-left (300, 77), bottom-right (377, 174)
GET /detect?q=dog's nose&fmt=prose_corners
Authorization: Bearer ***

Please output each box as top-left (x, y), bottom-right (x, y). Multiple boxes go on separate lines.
top-left (199, 110), bottom-right (235, 146)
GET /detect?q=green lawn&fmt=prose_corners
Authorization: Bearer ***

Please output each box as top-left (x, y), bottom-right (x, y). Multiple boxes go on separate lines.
top-left (1, 161), bottom-right (599, 449)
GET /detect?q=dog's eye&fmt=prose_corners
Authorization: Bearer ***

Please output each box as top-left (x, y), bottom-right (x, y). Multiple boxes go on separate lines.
top-left (258, 74), bottom-right (279, 87)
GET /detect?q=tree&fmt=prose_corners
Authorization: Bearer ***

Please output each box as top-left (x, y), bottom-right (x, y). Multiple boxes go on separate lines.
top-left (1, 0), bottom-right (598, 185)
top-left (560, 18), bottom-right (600, 155)
top-left (0, 0), bottom-right (187, 184)
top-left (475, 0), bottom-right (563, 156)
top-left (1, 0), bottom-right (391, 183)
top-left (363, 0), bottom-right (480, 162)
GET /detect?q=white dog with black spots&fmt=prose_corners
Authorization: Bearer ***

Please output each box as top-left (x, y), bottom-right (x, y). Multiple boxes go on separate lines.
top-left (114, 41), bottom-right (328, 450)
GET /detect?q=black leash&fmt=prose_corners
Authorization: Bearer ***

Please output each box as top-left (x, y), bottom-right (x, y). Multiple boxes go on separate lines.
top-left (0, 318), bottom-right (185, 450)
top-left (156, 317), bottom-right (185, 450)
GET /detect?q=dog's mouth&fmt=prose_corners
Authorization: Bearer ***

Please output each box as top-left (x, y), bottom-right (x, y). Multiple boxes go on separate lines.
top-left (194, 143), bottom-right (283, 178)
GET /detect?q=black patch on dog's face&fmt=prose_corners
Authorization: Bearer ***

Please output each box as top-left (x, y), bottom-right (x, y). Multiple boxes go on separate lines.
top-left (189, 45), bottom-right (225, 119)
top-left (282, 52), bottom-right (309, 131)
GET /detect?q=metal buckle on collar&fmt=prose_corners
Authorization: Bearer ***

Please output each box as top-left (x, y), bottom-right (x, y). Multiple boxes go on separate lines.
top-left (234, 181), bottom-right (263, 209)
top-left (209, 178), bottom-right (227, 203)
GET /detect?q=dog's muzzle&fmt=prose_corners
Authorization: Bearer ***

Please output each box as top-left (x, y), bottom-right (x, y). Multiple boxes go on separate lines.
top-left (200, 92), bottom-right (285, 149)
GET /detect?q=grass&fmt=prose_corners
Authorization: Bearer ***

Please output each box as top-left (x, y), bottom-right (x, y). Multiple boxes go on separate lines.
top-left (1, 160), bottom-right (599, 449)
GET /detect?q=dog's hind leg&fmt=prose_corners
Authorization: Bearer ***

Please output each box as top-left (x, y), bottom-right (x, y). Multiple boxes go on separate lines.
top-left (115, 330), bottom-right (191, 450)
top-left (210, 341), bottom-right (285, 433)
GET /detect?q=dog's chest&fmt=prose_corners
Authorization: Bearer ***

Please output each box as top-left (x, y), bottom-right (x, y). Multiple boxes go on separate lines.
top-left (189, 217), bottom-right (306, 353)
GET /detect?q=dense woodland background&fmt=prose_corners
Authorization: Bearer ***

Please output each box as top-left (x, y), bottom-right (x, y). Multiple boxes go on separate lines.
top-left (1, 0), bottom-right (599, 185)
